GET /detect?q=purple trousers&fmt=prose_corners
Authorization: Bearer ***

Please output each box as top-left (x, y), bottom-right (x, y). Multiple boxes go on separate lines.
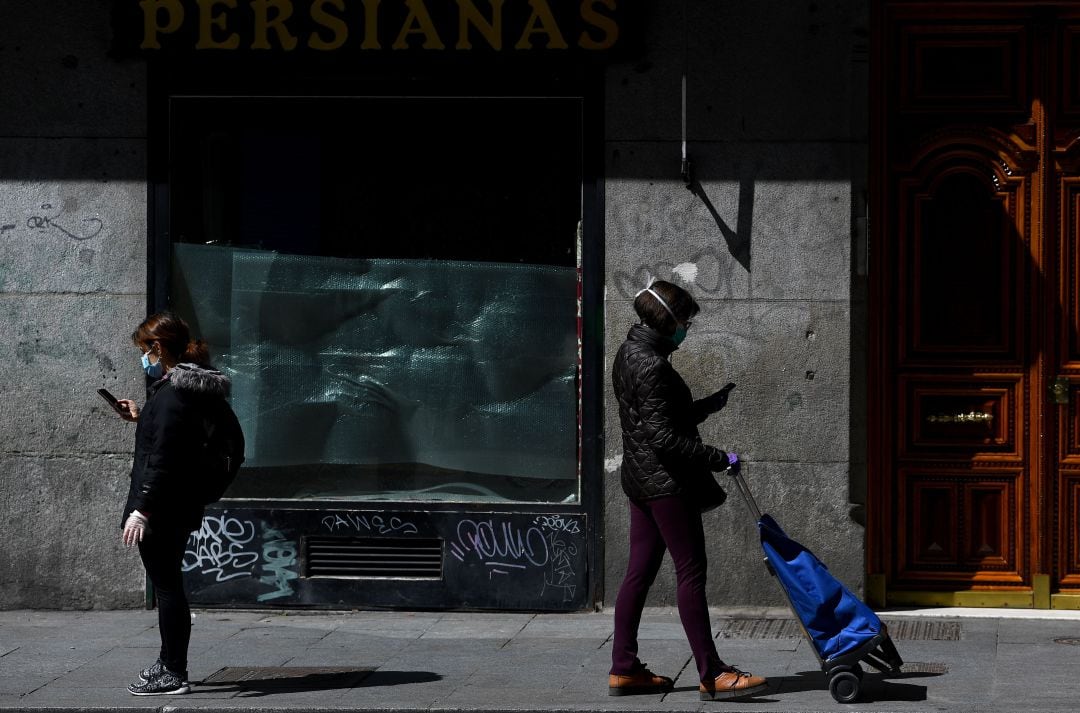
top-left (610, 495), bottom-right (723, 683)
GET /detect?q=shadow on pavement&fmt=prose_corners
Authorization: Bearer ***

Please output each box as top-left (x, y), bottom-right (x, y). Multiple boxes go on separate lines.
top-left (669, 668), bottom-right (942, 704)
top-left (197, 668), bottom-right (441, 696)
top-left (769, 670), bottom-right (941, 702)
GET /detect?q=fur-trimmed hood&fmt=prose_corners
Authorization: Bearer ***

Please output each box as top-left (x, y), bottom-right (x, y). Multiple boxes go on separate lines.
top-left (168, 362), bottom-right (231, 397)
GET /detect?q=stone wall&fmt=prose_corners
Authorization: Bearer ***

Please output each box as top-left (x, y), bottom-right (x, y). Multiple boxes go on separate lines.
top-left (601, 0), bottom-right (869, 606)
top-left (0, 0), bottom-right (870, 610)
top-left (0, 0), bottom-right (148, 608)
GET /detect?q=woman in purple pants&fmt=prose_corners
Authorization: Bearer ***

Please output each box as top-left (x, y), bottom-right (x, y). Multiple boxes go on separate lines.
top-left (607, 280), bottom-right (768, 701)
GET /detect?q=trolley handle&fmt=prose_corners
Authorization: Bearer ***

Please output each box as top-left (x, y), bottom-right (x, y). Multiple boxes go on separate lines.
top-left (727, 466), bottom-right (762, 522)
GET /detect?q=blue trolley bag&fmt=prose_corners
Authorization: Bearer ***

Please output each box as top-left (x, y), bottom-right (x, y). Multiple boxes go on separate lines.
top-left (726, 465), bottom-right (904, 703)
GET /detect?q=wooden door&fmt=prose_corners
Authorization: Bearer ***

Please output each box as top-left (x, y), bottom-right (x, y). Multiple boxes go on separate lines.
top-left (871, 2), bottom-right (1080, 609)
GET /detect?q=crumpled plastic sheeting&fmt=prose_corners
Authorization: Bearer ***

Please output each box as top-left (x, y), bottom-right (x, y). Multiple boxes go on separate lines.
top-left (172, 244), bottom-right (578, 487)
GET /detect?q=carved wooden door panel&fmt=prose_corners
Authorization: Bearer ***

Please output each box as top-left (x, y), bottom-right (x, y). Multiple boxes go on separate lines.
top-left (1050, 20), bottom-right (1080, 605)
top-left (872, 3), bottom-right (1080, 607)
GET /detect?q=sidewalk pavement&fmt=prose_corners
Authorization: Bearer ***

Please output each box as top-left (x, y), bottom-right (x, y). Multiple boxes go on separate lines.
top-left (2, 607), bottom-right (1080, 713)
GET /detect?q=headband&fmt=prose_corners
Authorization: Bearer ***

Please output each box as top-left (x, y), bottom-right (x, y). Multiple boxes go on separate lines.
top-left (635, 285), bottom-right (679, 323)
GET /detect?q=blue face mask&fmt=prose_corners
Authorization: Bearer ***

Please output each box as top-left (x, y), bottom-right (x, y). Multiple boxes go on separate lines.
top-left (141, 351), bottom-right (164, 379)
top-left (671, 325), bottom-right (688, 346)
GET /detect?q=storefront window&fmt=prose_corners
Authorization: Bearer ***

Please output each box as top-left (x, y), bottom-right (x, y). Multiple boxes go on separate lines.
top-left (169, 97), bottom-right (582, 504)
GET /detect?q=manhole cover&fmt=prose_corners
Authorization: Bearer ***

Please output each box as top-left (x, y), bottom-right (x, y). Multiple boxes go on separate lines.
top-left (1054, 638), bottom-right (1080, 646)
top-left (201, 666), bottom-right (373, 689)
top-left (899, 661), bottom-right (949, 674)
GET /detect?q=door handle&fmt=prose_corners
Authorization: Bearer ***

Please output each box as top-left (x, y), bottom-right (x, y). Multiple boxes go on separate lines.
top-left (1051, 376), bottom-right (1070, 405)
top-left (926, 411), bottom-right (994, 424)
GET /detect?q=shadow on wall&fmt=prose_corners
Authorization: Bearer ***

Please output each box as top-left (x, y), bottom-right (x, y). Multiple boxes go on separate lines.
top-left (687, 175), bottom-right (753, 272)
top-left (609, 167), bottom-right (760, 300)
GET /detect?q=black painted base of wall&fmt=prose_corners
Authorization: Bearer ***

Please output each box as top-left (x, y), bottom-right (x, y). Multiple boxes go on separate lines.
top-left (181, 505), bottom-right (589, 611)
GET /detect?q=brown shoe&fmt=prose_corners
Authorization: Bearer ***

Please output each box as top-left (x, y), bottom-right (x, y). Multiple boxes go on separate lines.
top-left (608, 667), bottom-right (674, 696)
top-left (699, 667), bottom-right (769, 700)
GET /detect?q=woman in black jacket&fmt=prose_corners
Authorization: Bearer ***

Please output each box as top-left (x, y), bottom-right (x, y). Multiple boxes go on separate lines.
top-left (607, 281), bottom-right (768, 701)
top-left (115, 311), bottom-right (230, 696)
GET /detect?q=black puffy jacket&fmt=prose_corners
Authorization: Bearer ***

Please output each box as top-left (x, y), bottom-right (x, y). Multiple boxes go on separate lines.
top-left (613, 324), bottom-right (728, 501)
top-left (121, 363), bottom-right (231, 532)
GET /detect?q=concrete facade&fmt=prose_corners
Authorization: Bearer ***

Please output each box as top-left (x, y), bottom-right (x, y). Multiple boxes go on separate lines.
top-left (602, 1), bottom-right (868, 606)
top-left (0, 0), bottom-right (869, 610)
top-left (0, 0), bottom-right (149, 608)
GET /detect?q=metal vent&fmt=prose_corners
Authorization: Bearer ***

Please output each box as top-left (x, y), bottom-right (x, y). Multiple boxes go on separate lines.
top-left (714, 618), bottom-right (961, 641)
top-left (716, 618), bottom-right (803, 639)
top-left (305, 536), bottom-right (443, 579)
top-left (882, 619), bottom-right (961, 641)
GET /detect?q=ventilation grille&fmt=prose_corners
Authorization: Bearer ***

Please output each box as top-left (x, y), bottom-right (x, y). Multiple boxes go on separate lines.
top-left (305, 536), bottom-right (443, 579)
top-left (715, 618), bottom-right (961, 641)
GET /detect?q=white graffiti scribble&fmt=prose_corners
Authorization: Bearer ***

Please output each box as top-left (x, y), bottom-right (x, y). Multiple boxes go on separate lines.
top-left (533, 515), bottom-right (581, 535)
top-left (320, 512), bottom-right (418, 535)
top-left (183, 515), bottom-right (258, 582)
top-left (450, 517), bottom-right (583, 600)
top-left (450, 519), bottom-right (550, 570)
top-left (541, 531), bottom-right (579, 602)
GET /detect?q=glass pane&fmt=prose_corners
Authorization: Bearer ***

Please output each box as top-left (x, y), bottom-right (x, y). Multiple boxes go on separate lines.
top-left (169, 97), bottom-right (582, 503)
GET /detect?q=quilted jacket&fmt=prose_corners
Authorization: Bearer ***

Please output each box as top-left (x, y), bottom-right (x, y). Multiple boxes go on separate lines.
top-left (612, 324), bottom-right (728, 501)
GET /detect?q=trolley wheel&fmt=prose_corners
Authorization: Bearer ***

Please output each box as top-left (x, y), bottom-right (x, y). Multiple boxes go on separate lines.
top-left (828, 670), bottom-right (861, 704)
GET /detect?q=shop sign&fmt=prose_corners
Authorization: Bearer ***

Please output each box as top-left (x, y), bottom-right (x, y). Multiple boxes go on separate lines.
top-left (112, 0), bottom-right (630, 54)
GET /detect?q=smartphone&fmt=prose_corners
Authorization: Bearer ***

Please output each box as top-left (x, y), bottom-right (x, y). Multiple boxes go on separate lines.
top-left (96, 388), bottom-right (125, 415)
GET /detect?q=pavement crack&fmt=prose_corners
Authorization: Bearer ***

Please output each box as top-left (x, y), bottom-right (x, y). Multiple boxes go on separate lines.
top-left (498, 613), bottom-right (535, 650)
top-left (597, 632), bottom-right (613, 650)
top-left (660, 654), bottom-right (695, 703)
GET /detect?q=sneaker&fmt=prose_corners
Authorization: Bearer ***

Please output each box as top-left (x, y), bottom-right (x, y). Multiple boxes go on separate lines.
top-left (128, 668), bottom-right (190, 696)
top-left (699, 667), bottom-right (768, 700)
top-left (608, 665), bottom-right (674, 696)
top-left (138, 660), bottom-right (164, 683)
top-left (139, 661), bottom-right (189, 684)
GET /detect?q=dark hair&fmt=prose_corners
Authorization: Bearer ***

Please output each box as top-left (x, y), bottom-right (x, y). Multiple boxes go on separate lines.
top-left (633, 280), bottom-right (700, 335)
top-left (131, 311), bottom-right (210, 366)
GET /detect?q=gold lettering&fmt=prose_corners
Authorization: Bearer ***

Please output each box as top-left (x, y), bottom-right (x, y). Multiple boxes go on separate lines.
top-left (309, 0), bottom-right (348, 50)
top-left (578, 0), bottom-right (617, 50)
top-left (361, 0), bottom-right (382, 49)
top-left (393, 0), bottom-right (445, 50)
top-left (139, 0), bottom-right (184, 50)
top-left (251, 0), bottom-right (298, 50)
top-left (196, 0), bottom-right (240, 49)
top-left (456, 0), bottom-right (503, 50)
top-left (514, 0), bottom-right (567, 50)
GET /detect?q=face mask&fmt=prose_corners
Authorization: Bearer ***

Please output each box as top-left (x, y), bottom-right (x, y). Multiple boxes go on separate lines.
top-left (141, 351), bottom-right (164, 379)
top-left (671, 325), bottom-right (688, 347)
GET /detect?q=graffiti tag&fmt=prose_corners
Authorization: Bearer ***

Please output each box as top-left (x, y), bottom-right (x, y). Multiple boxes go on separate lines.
top-left (183, 515), bottom-right (258, 582)
top-left (257, 524), bottom-right (299, 602)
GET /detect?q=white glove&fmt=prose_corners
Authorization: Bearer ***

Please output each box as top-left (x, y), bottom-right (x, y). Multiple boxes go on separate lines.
top-left (122, 510), bottom-right (149, 547)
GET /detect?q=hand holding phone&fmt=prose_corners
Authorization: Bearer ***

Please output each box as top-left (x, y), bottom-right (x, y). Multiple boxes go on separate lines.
top-left (97, 388), bottom-right (123, 412)
top-left (702, 382), bottom-right (736, 415)
top-left (97, 388), bottom-right (137, 421)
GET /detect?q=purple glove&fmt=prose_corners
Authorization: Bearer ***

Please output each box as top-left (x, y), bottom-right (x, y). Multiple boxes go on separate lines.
top-left (726, 452), bottom-right (741, 473)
